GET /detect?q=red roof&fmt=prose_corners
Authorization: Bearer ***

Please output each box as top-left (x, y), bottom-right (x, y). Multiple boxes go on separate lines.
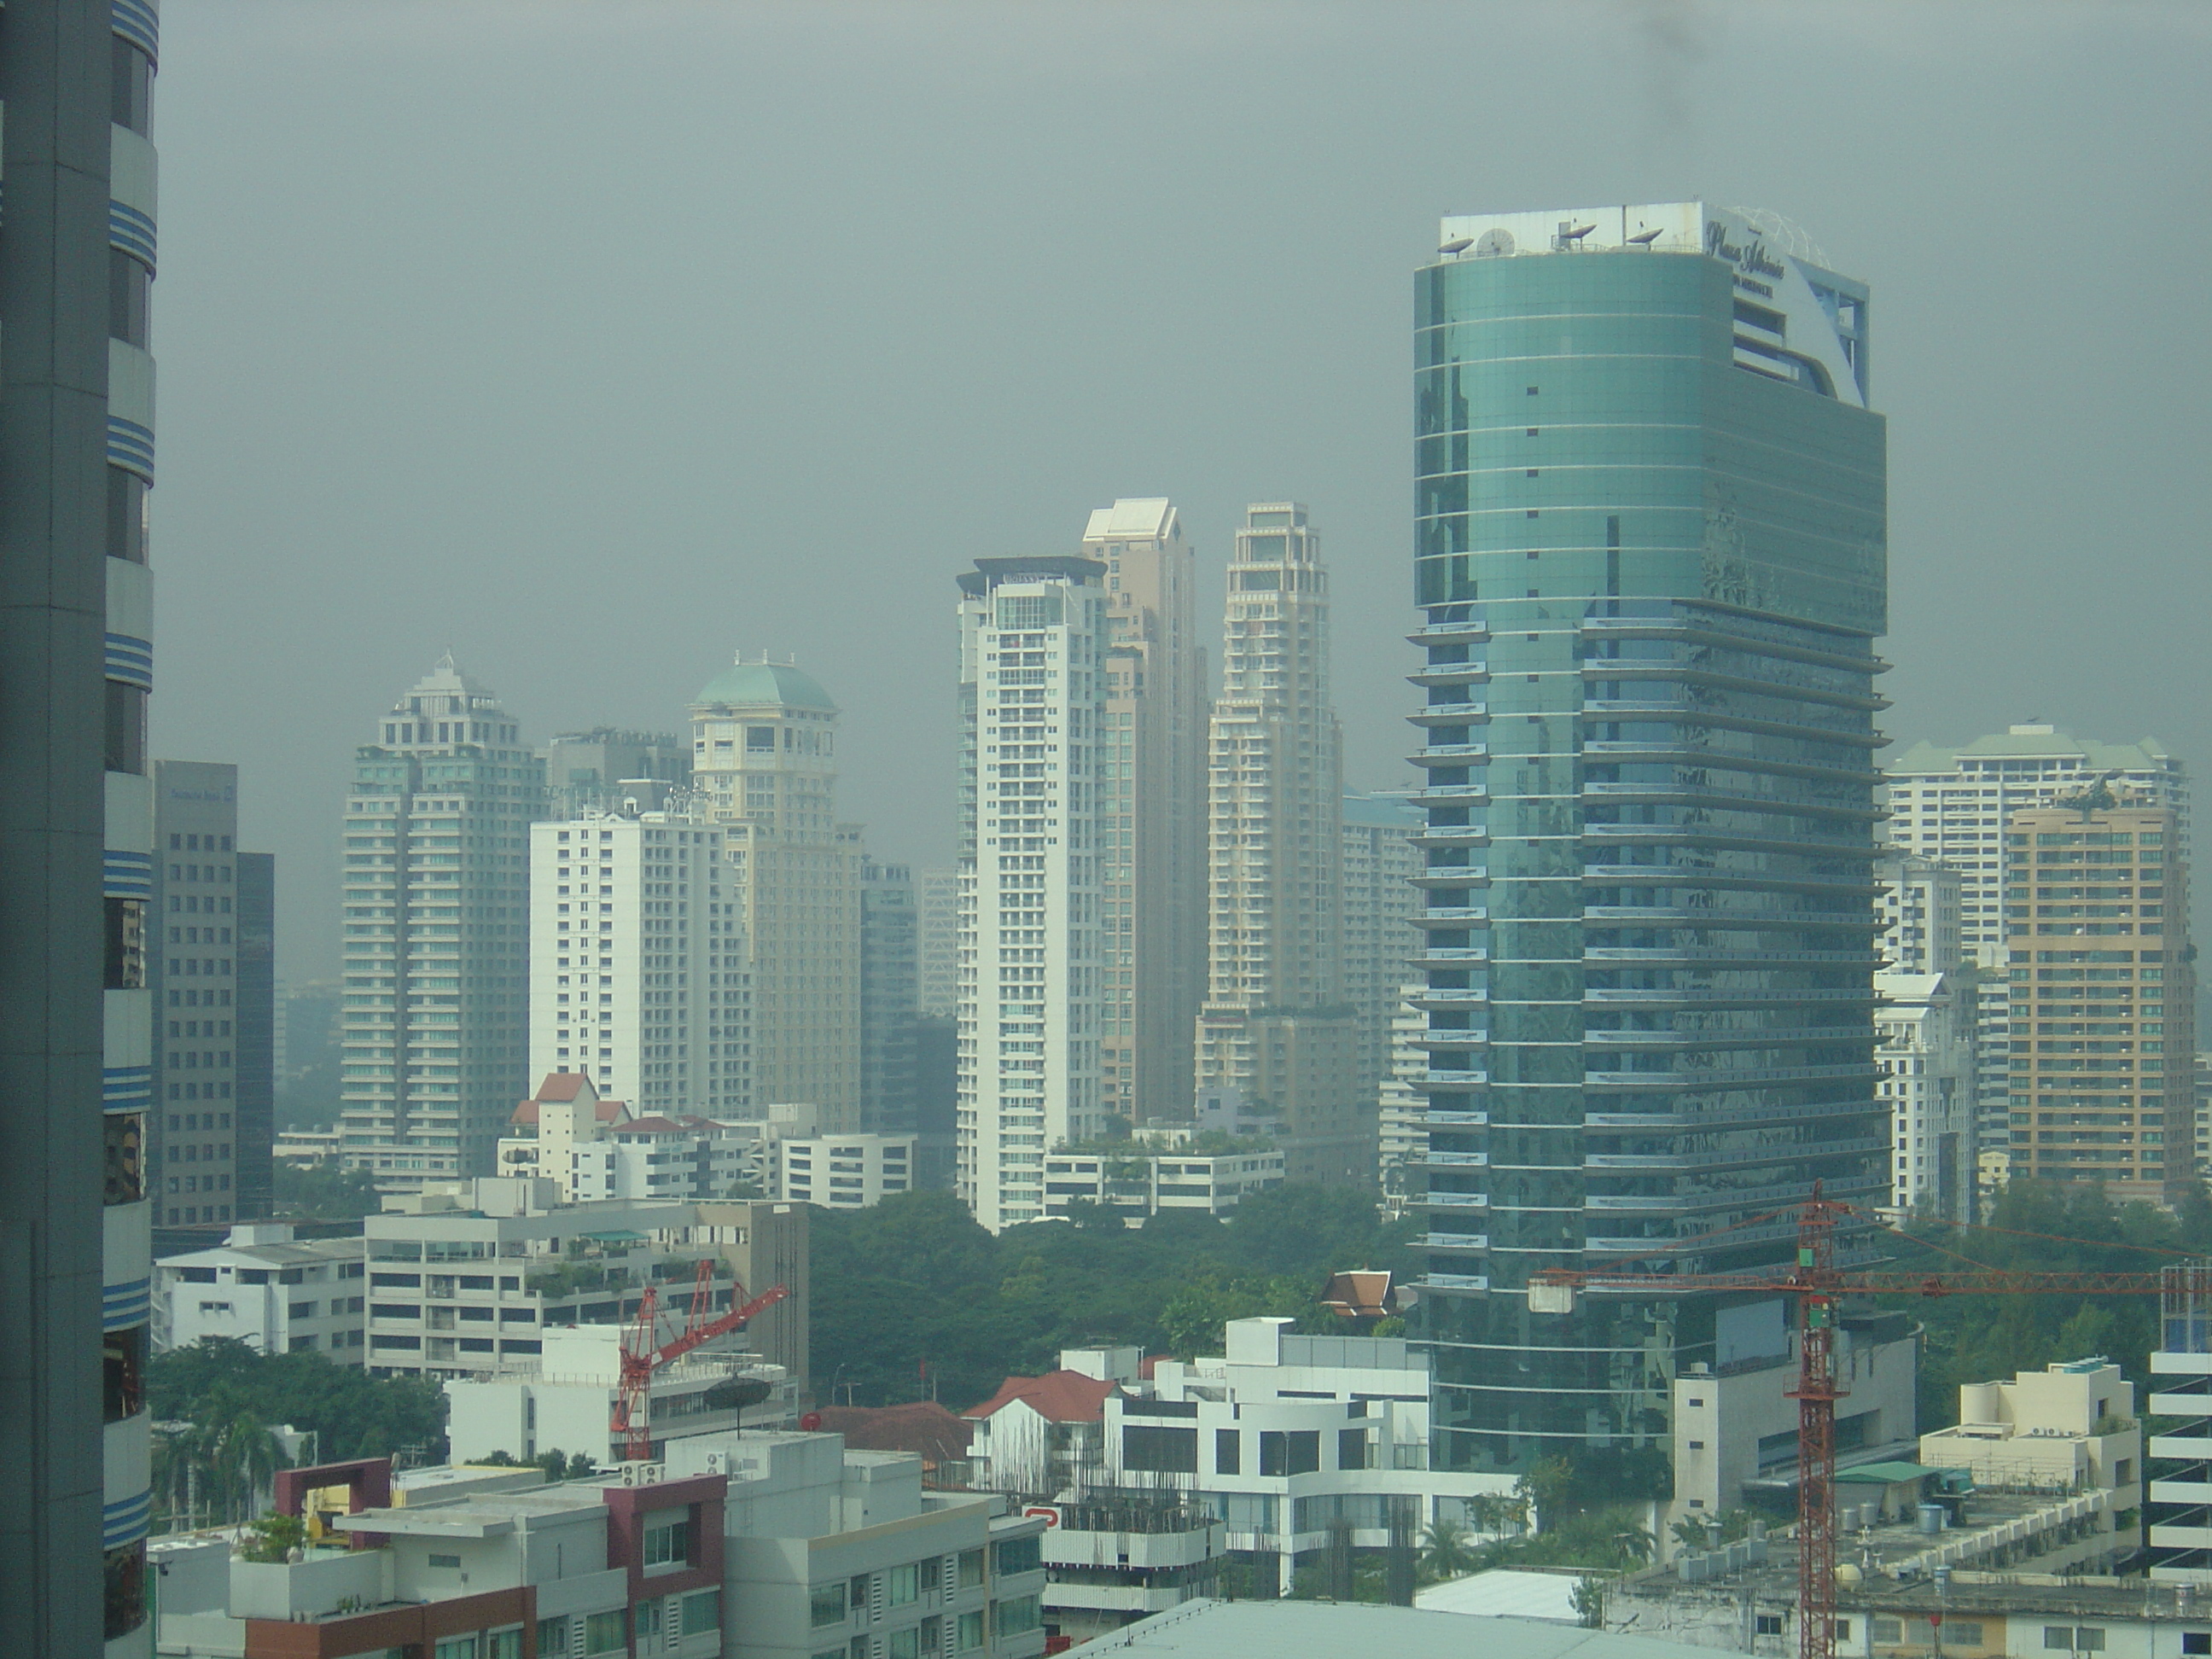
top-left (535, 1073), bottom-right (594, 1103)
top-left (815, 1402), bottom-right (973, 1465)
top-left (509, 1074), bottom-right (629, 1128)
top-left (1320, 1270), bottom-right (1395, 1321)
top-left (614, 1116), bottom-right (693, 1136)
top-left (962, 1370), bottom-right (1120, 1425)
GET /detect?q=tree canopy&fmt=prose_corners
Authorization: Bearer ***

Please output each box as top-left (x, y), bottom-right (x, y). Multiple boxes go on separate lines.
top-left (809, 1185), bottom-right (1420, 1409)
top-left (149, 1336), bottom-right (446, 1464)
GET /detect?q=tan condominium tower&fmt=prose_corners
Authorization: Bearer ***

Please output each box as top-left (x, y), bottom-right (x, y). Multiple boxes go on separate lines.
top-left (1196, 504), bottom-right (1371, 1186)
top-left (1084, 499), bottom-right (1207, 1126)
top-left (690, 655), bottom-right (861, 1130)
top-left (2005, 791), bottom-right (2194, 1206)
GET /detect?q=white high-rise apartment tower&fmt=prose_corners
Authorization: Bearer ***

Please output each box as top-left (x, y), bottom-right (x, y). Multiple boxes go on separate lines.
top-left (1884, 725), bottom-right (2190, 1148)
top-left (1196, 505), bottom-right (1371, 1186)
top-left (955, 556), bottom-right (1109, 1229)
top-left (690, 657), bottom-right (862, 1129)
top-left (340, 658), bottom-right (544, 1186)
top-left (1084, 500), bottom-right (1207, 1126)
top-left (528, 809), bottom-right (748, 1117)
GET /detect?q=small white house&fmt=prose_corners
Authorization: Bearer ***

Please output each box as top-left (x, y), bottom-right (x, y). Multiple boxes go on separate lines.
top-left (154, 1222), bottom-right (365, 1356)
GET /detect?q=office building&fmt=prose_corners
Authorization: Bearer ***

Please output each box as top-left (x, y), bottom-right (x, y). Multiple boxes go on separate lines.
top-left (2003, 795), bottom-right (2193, 1205)
top-left (1876, 852), bottom-right (1964, 978)
top-left (153, 760), bottom-right (278, 1230)
top-left (1873, 970), bottom-right (1976, 1220)
top-left (1410, 203), bottom-right (1889, 1475)
top-left (0, 6), bottom-right (166, 1645)
top-left (691, 655), bottom-right (862, 1129)
top-left (529, 807), bottom-right (746, 1118)
top-left (1195, 504), bottom-right (1368, 1184)
top-left (1342, 790), bottom-right (1423, 1095)
top-left (1884, 726), bottom-right (2189, 1148)
top-left (918, 866), bottom-right (960, 1017)
top-left (1085, 500), bottom-right (1207, 1126)
top-left (1037, 1146), bottom-right (1286, 1224)
top-left (339, 657), bottom-right (544, 1187)
top-left (954, 556), bottom-right (1110, 1229)
top-left (861, 858), bottom-right (922, 1134)
top-left (542, 725), bottom-right (690, 818)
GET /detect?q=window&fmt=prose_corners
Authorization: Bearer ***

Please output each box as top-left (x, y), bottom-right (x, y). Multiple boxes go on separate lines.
top-left (1338, 1428), bottom-right (1370, 1470)
top-left (682, 1590), bottom-right (721, 1637)
top-left (992, 1596), bottom-right (1042, 1639)
top-left (433, 1637), bottom-right (477, 1659)
top-left (486, 1631), bottom-right (524, 1659)
top-left (1215, 1429), bottom-right (1241, 1474)
top-left (104, 1112), bottom-right (144, 1205)
top-left (584, 1609), bottom-right (628, 1654)
top-left (1837, 1622), bottom-right (1853, 1644)
top-left (105, 679), bottom-right (146, 775)
top-left (812, 1584), bottom-right (848, 1627)
top-left (957, 1549), bottom-right (985, 1589)
top-left (108, 466), bottom-right (148, 562)
top-left (888, 1563), bottom-right (920, 1605)
top-left (1259, 1429), bottom-right (1319, 1477)
top-left (104, 898), bottom-right (145, 988)
top-left (2180, 1635), bottom-right (2209, 1656)
top-left (1122, 1424), bottom-right (1197, 1473)
top-left (109, 247), bottom-right (151, 348)
top-left (642, 1509), bottom-right (691, 1569)
top-left (888, 1630), bottom-right (921, 1659)
top-left (103, 1323), bottom-right (148, 1423)
top-left (992, 1535), bottom-right (1041, 1576)
top-left (636, 1601), bottom-right (662, 1639)
top-left (428, 1552), bottom-right (462, 1569)
top-left (1949, 1624), bottom-right (1985, 1646)
top-left (2046, 1631), bottom-right (2106, 1652)
top-left (1872, 1622), bottom-right (1901, 1644)
top-left (103, 1540), bottom-right (147, 1639)
top-left (111, 35), bottom-right (152, 133)
top-left (1756, 1615), bottom-right (1784, 1636)
top-left (537, 1616), bottom-right (570, 1655)
top-left (958, 1611), bottom-right (986, 1651)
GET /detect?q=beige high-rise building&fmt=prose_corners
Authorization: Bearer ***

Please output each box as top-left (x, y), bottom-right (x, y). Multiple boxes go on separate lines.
top-left (2005, 793), bottom-right (2194, 1206)
top-left (690, 656), bottom-right (861, 1130)
top-left (1196, 504), bottom-right (1371, 1186)
top-left (1084, 499), bottom-right (1207, 1125)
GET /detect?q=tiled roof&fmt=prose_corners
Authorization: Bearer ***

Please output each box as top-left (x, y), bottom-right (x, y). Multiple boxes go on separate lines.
top-left (1321, 1271), bottom-right (1394, 1321)
top-left (963, 1369), bottom-right (1120, 1425)
top-left (815, 1402), bottom-right (973, 1464)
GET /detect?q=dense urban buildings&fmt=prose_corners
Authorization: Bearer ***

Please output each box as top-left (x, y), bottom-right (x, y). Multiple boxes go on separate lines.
top-left (153, 760), bottom-right (276, 1229)
top-left (954, 556), bottom-right (1110, 1229)
top-left (1341, 789), bottom-right (1423, 1100)
top-left (528, 808), bottom-right (747, 1116)
top-left (339, 658), bottom-right (544, 1187)
top-left (918, 865), bottom-right (959, 1017)
top-left (1409, 202), bottom-right (1889, 1475)
top-left (541, 725), bottom-right (690, 818)
top-left (690, 655), bottom-right (862, 1128)
top-left (1085, 499), bottom-right (1208, 1126)
top-left (0, 4), bottom-right (164, 1646)
top-left (1195, 504), bottom-right (1370, 1185)
top-left (1873, 968), bottom-right (1976, 1220)
top-left (860, 857), bottom-right (922, 1134)
top-left (1884, 725), bottom-right (2189, 1150)
top-left (2004, 795), bottom-right (2193, 1204)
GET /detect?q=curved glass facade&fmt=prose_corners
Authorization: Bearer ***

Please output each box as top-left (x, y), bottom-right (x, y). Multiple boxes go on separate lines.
top-left (1408, 210), bottom-right (1889, 1477)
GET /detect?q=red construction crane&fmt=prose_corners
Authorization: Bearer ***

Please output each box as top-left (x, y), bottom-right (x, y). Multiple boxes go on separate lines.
top-left (612, 1261), bottom-right (792, 1462)
top-left (1528, 1187), bottom-right (2175, 1659)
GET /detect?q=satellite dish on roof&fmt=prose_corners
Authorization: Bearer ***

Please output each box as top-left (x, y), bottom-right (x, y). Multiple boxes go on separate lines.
top-left (1474, 228), bottom-right (1515, 258)
top-left (1627, 226), bottom-right (1662, 246)
top-left (1439, 236), bottom-right (1473, 254)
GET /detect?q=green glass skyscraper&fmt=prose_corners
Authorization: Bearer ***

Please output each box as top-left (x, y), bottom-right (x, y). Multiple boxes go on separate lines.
top-left (1409, 203), bottom-right (1889, 1479)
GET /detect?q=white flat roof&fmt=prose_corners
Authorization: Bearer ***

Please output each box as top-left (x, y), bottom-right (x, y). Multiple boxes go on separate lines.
top-left (1093, 1598), bottom-right (1752, 1659)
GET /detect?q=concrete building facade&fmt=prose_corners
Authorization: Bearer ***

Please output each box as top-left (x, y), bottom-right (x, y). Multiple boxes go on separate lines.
top-left (2004, 798), bottom-right (2194, 1204)
top-left (918, 866), bottom-right (959, 1019)
top-left (1195, 504), bottom-right (1369, 1186)
top-left (691, 656), bottom-right (862, 1131)
top-left (954, 557), bottom-right (1110, 1229)
top-left (1875, 969), bottom-right (1978, 1220)
top-left (1341, 790), bottom-right (1423, 1099)
top-left (529, 808), bottom-right (748, 1118)
top-left (543, 726), bottom-right (690, 818)
top-left (861, 857), bottom-right (922, 1135)
top-left (1086, 500), bottom-right (1208, 1127)
top-left (773, 1132), bottom-right (917, 1209)
top-left (152, 1222), bottom-right (366, 1359)
top-left (340, 657), bottom-right (544, 1187)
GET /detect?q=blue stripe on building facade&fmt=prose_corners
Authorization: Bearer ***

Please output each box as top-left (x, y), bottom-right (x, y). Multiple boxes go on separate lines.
top-left (103, 850), bottom-right (154, 899)
top-left (112, 0), bottom-right (159, 61)
top-left (108, 417), bottom-right (155, 480)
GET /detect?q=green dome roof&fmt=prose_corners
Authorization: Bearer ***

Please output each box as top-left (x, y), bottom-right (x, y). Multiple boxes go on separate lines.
top-left (691, 659), bottom-right (837, 711)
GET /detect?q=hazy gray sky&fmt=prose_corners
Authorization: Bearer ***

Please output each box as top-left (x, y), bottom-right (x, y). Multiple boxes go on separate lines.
top-left (148, 1), bottom-right (2212, 982)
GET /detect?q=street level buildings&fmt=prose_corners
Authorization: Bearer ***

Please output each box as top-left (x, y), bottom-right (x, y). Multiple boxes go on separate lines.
top-left (1196, 504), bottom-right (1370, 1185)
top-left (2003, 797), bottom-right (2193, 1204)
top-left (1086, 500), bottom-right (1208, 1126)
top-left (340, 658), bottom-right (544, 1186)
top-left (954, 557), bottom-right (1111, 1228)
top-left (528, 808), bottom-right (748, 1118)
top-left (1410, 203), bottom-right (1889, 1474)
top-left (691, 657), bottom-right (862, 1130)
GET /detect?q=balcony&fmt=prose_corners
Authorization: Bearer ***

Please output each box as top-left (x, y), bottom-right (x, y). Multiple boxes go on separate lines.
top-left (1422, 1109), bottom-right (1489, 1127)
top-left (1408, 702), bottom-right (1488, 727)
top-left (1419, 1069), bottom-right (1488, 1088)
top-left (1412, 744), bottom-right (1489, 765)
top-left (1416, 946), bottom-right (1488, 965)
top-left (1410, 906), bottom-right (1487, 926)
top-left (1415, 826), bottom-right (1487, 848)
top-left (1412, 783), bottom-right (1489, 806)
top-left (1412, 988), bottom-right (1487, 1008)
top-left (1407, 618), bottom-right (1487, 645)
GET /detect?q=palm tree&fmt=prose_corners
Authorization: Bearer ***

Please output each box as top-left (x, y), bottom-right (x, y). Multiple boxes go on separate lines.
top-left (1418, 1516), bottom-right (1479, 1581)
top-left (212, 1412), bottom-right (291, 1524)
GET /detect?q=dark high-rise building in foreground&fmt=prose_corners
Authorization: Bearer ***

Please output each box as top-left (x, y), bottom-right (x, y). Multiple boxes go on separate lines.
top-left (0, 1), bottom-right (163, 1647)
top-left (1409, 203), bottom-right (1889, 1477)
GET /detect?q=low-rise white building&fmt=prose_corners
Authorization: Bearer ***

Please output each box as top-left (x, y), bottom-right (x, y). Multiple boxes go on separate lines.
top-left (1033, 1494), bottom-right (1225, 1644)
top-left (774, 1132), bottom-right (917, 1209)
top-left (1038, 1146), bottom-right (1283, 1224)
top-left (1921, 1359), bottom-right (2140, 1509)
top-left (153, 1221), bottom-right (366, 1357)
